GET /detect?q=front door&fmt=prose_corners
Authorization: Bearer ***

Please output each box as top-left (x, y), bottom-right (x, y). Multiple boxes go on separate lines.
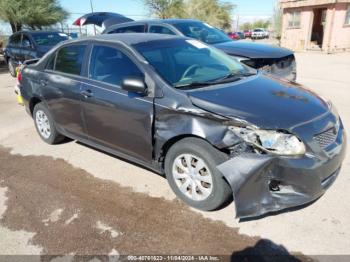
top-left (81, 44), bottom-right (154, 163)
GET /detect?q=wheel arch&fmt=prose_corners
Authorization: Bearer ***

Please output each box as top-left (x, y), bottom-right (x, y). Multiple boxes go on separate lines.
top-left (159, 134), bottom-right (233, 187)
top-left (160, 134), bottom-right (204, 160)
top-left (29, 96), bottom-right (42, 116)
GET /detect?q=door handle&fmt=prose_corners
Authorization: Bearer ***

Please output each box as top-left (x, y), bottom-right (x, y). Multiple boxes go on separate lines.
top-left (81, 89), bottom-right (93, 98)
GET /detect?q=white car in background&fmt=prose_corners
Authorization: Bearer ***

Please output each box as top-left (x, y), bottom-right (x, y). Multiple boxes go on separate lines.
top-left (252, 28), bottom-right (269, 39)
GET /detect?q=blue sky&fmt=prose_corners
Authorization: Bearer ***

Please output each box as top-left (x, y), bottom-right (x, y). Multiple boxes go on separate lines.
top-left (0, 0), bottom-right (277, 34)
top-left (60, 0), bottom-right (277, 23)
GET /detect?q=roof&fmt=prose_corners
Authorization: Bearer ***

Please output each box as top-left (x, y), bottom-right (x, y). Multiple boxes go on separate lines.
top-left (104, 18), bottom-right (201, 30)
top-left (14, 30), bottom-right (64, 35)
top-left (67, 33), bottom-right (184, 46)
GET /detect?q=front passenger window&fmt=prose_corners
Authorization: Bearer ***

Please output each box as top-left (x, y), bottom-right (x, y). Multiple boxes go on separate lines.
top-left (22, 35), bottom-right (32, 48)
top-left (89, 45), bottom-right (143, 87)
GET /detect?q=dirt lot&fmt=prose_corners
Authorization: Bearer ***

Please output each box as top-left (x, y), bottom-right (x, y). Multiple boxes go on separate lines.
top-left (0, 52), bottom-right (349, 260)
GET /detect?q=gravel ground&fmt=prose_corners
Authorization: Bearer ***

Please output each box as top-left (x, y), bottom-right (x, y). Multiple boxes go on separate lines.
top-left (0, 52), bottom-right (349, 259)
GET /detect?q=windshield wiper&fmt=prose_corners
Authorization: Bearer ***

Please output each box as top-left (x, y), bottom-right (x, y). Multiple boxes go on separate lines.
top-left (174, 72), bottom-right (256, 89)
top-left (218, 71), bottom-right (257, 82)
top-left (174, 81), bottom-right (214, 89)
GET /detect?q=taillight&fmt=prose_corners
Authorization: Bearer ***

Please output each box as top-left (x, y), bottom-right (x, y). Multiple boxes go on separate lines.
top-left (17, 69), bottom-right (22, 83)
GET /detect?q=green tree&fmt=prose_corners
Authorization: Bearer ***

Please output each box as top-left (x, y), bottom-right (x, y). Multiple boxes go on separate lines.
top-left (273, 3), bottom-right (283, 40)
top-left (185, 0), bottom-right (235, 30)
top-left (0, 0), bottom-right (68, 33)
top-left (240, 22), bottom-right (252, 31)
top-left (252, 19), bottom-right (271, 29)
top-left (142, 0), bottom-right (235, 30)
top-left (143, 0), bottom-right (186, 19)
top-left (0, 0), bottom-right (23, 32)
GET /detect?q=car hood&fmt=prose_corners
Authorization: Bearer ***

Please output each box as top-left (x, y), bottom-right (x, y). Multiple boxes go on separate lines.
top-left (213, 41), bottom-right (293, 59)
top-left (188, 74), bottom-right (329, 129)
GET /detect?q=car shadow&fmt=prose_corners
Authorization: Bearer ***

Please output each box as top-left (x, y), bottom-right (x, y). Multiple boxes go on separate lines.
top-left (231, 239), bottom-right (309, 262)
top-left (75, 141), bottom-right (164, 177)
top-left (239, 199), bottom-right (320, 222)
top-left (59, 139), bottom-right (320, 220)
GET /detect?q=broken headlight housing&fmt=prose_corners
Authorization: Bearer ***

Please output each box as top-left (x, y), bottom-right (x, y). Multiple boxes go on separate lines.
top-left (229, 126), bottom-right (306, 156)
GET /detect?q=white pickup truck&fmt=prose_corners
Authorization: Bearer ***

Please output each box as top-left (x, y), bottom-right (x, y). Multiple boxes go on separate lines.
top-left (251, 28), bottom-right (269, 39)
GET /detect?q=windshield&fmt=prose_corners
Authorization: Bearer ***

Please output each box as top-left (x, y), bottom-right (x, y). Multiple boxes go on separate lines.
top-left (32, 33), bottom-right (69, 46)
top-left (172, 21), bottom-right (232, 44)
top-left (133, 39), bottom-right (254, 88)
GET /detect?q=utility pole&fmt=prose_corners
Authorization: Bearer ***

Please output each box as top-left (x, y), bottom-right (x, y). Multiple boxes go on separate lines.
top-left (236, 6), bottom-right (240, 31)
top-left (90, 0), bottom-right (97, 35)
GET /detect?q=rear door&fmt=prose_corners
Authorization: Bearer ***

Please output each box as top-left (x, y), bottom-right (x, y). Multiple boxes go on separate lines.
top-left (21, 34), bottom-right (36, 61)
top-left (80, 43), bottom-right (154, 163)
top-left (42, 44), bottom-right (88, 138)
top-left (7, 33), bottom-right (22, 63)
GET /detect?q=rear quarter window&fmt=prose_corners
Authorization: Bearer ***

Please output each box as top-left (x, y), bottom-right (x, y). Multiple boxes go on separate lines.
top-left (54, 45), bottom-right (86, 76)
top-left (109, 25), bottom-right (145, 34)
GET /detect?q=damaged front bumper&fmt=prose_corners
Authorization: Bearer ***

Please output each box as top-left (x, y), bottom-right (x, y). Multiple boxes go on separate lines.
top-left (217, 123), bottom-right (346, 219)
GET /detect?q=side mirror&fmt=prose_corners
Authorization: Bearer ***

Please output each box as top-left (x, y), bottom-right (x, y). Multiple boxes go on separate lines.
top-left (121, 76), bottom-right (147, 95)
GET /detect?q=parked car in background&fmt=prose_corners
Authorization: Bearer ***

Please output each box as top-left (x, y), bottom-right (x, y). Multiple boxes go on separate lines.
top-left (19, 33), bottom-right (346, 218)
top-left (237, 31), bottom-right (245, 39)
top-left (0, 41), bottom-right (4, 55)
top-left (103, 19), bottom-right (296, 81)
top-left (262, 28), bottom-right (270, 38)
top-left (227, 32), bottom-right (242, 40)
top-left (3, 31), bottom-right (69, 77)
top-left (252, 28), bottom-right (269, 39)
top-left (243, 30), bottom-right (252, 38)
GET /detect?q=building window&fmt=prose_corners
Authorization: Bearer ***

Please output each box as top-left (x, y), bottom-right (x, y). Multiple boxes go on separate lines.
top-left (288, 11), bottom-right (301, 28)
top-left (345, 5), bottom-right (350, 25)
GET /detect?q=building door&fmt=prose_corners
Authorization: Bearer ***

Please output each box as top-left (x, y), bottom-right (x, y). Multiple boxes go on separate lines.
top-left (311, 8), bottom-right (327, 47)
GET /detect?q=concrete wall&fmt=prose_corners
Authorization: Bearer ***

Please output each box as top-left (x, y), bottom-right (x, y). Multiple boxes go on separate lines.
top-left (326, 3), bottom-right (350, 51)
top-left (280, 1), bottom-right (350, 52)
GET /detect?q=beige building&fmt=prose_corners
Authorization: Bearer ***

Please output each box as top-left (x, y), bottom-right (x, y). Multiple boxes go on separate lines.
top-left (280, 0), bottom-right (350, 52)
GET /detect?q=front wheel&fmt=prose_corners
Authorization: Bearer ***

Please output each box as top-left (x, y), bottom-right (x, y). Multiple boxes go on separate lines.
top-left (165, 138), bottom-right (232, 211)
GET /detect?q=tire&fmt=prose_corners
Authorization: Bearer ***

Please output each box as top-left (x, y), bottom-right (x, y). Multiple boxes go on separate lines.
top-left (165, 137), bottom-right (232, 211)
top-left (33, 102), bottom-right (65, 144)
top-left (8, 58), bottom-right (16, 77)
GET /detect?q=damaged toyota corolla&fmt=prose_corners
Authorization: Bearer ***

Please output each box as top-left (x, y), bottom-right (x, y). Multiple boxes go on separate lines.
top-left (19, 34), bottom-right (346, 218)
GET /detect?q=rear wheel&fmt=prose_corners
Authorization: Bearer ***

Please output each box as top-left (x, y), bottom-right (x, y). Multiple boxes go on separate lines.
top-left (33, 103), bottom-right (65, 144)
top-left (8, 58), bottom-right (16, 77)
top-left (165, 137), bottom-right (232, 211)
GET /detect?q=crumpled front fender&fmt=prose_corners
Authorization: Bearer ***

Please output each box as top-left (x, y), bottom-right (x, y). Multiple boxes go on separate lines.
top-left (217, 145), bottom-right (345, 218)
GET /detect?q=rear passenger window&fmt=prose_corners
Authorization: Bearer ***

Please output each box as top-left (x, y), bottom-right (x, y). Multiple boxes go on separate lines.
top-left (55, 45), bottom-right (86, 75)
top-left (149, 25), bottom-right (176, 35)
top-left (109, 25), bottom-right (145, 34)
top-left (10, 34), bottom-right (21, 46)
top-left (89, 45), bottom-right (143, 86)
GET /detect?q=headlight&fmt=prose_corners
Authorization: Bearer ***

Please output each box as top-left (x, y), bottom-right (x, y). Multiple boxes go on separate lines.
top-left (229, 126), bottom-right (306, 156)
